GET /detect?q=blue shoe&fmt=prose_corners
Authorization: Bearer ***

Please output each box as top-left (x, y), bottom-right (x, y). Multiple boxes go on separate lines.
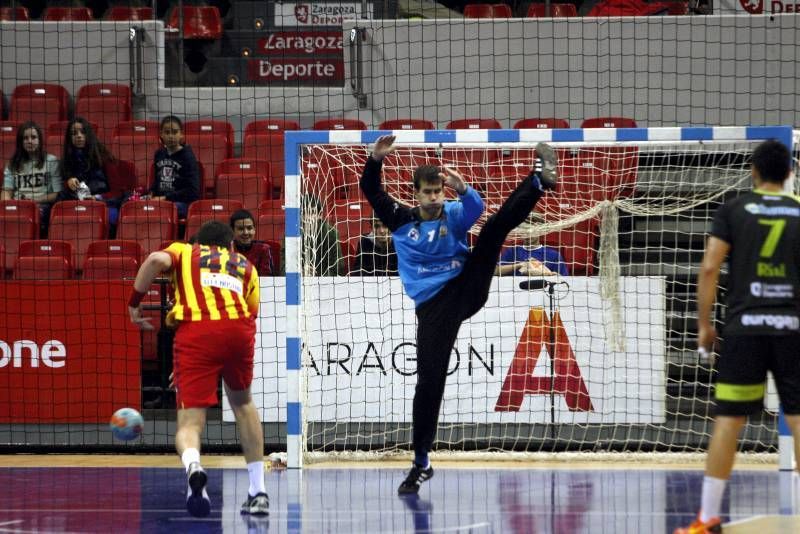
top-left (186, 462), bottom-right (210, 517)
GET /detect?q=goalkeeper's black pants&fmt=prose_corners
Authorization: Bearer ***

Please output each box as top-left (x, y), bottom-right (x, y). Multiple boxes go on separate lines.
top-left (412, 174), bottom-right (545, 457)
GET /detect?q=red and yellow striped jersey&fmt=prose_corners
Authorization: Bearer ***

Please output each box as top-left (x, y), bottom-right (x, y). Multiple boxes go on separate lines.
top-left (163, 242), bottom-right (259, 323)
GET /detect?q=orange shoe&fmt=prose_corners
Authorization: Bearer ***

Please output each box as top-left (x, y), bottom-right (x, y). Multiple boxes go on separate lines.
top-left (673, 516), bottom-right (722, 534)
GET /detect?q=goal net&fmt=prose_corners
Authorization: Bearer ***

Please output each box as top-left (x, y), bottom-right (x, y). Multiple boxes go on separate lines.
top-left (280, 126), bottom-right (795, 467)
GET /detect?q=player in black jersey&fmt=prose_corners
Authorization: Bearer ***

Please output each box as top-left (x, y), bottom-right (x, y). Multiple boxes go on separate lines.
top-left (676, 140), bottom-right (800, 534)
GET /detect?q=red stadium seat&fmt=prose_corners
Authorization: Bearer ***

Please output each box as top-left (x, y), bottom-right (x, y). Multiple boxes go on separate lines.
top-left (76, 84), bottom-right (132, 145)
top-left (111, 123), bottom-right (162, 190)
top-left (0, 244), bottom-right (4, 276)
top-left (166, 6), bottom-right (223, 40)
top-left (184, 119), bottom-right (234, 157)
top-left (513, 118), bottom-right (570, 129)
top-left (82, 240), bottom-right (143, 280)
top-left (313, 118), bottom-right (367, 131)
top-left (379, 119), bottom-right (436, 130)
top-left (446, 118), bottom-right (502, 130)
top-left (580, 117), bottom-right (638, 129)
top-left (527, 3), bottom-right (578, 16)
top-left (105, 6), bottom-right (154, 21)
top-left (330, 201), bottom-right (373, 245)
top-left (14, 240), bottom-right (73, 279)
top-left (47, 201), bottom-right (108, 272)
top-left (0, 7), bottom-right (30, 21)
top-left (9, 84), bottom-right (69, 127)
top-left (537, 202), bottom-right (599, 275)
top-left (257, 200), bottom-right (285, 243)
top-left (113, 120), bottom-right (160, 139)
top-left (185, 199), bottom-right (243, 241)
top-left (303, 146), bottom-right (368, 200)
top-left (117, 200), bottom-right (178, 255)
top-left (579, 117), bottom-right (638, 197)
top-left (0, 122), bottom-right (20, 164)
top-left (184, 131), bottom-right (230, 197)
top-left (0, 200), bottom-right (39, 276)
top-left (42, 7), bottom-right (94, 21)
top-left (243, 119), bottom-right (300, 198)
top-left (216, 172), bottom-right (271, 213)
top-left (245, 118), bottom-right (301, 135)
top-left (464, 3), bottom-right (512, 18)
top-left (105, 159), bottom-right (138, 198)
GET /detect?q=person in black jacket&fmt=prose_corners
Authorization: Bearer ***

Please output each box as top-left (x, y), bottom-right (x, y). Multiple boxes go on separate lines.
top-left (56, 117), bottom-right (122, 222)
top-left (149, 115), bottom-right (200, 217)
top-left (350, 217), bottom-right (398, 276)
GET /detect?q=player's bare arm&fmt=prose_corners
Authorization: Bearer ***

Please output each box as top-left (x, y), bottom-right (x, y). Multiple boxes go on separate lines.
top-left (371, 135), bottom-right (396, 160)
top-left (128, 251), bottom-right (173, 331)
top-left (440, 166), bottom-right (467, 195)
top-left (696, 236), bottom-right (730, 354)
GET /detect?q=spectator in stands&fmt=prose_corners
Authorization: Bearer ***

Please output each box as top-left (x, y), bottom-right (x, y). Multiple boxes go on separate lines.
top-left (56, 117), bottom-right (123, 221)
top-left (351, 217), bottom-right (398, 276)
top-left (302, 194), bottom-right (343, 276)
top-left (2, 121), bottom-right (62, 233)
top-left (148, 115), bottom-right (200, 218)
top-left (495, 212), bottom-right (569, 276)
top-left (230, 208), bottom-right (275, 276)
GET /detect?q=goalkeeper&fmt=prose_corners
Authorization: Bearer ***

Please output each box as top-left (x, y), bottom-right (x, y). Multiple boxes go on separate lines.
top-left (359, 135), bottom-right (557, 494)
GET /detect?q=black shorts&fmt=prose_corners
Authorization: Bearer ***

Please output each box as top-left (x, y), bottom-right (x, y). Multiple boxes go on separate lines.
top-left (714, 334), bottom-right (800, 416)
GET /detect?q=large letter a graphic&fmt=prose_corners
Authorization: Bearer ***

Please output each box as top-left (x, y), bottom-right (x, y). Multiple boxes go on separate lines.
top-left (495, 307), bottom-right (594, 412)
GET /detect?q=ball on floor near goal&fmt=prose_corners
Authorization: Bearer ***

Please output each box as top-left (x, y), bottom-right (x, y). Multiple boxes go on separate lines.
top-left (110, 407), bottom-right (144, 441)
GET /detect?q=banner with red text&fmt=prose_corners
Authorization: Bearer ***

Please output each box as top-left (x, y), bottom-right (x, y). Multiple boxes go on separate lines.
top-left (0, 281), bottom-right (140, 422)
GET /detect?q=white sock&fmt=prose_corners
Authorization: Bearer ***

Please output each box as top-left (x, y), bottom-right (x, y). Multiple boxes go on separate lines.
top-left (181, 448), bottom-right (201, 472)
top-left (247, 461), bottom-right (266, 496)
top-left (700, 476), bottom-right (727, 522)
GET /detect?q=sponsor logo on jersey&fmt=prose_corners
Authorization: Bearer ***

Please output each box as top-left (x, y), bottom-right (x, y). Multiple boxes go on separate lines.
top-left (407, 227), bottom-right (420, 241)
top-left (744, 203), bottom-right (800, 217)
top-left (741, 313), bottom-right (800, 330)
top-left (201, 272), bottom-right (244, 294)
top-left (750, 282), bottom-right (794, 298)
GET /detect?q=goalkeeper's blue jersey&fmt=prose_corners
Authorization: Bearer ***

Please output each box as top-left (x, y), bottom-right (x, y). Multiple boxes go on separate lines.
top-left (359, 157), bottom-right (484, 307)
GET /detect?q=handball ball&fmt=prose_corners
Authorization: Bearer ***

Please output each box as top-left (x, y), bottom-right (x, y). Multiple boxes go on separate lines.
top-left (110, 407), bottom-right (144, 441)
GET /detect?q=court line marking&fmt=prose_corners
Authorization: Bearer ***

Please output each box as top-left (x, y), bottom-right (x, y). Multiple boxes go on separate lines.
top-left (724, 515), bottom-right (768, 526)
top-left (0, 522), bottom-right (23, 527)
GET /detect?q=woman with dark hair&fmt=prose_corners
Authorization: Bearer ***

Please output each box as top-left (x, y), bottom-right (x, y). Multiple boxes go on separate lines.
top-left (2, 121), bottom-right (62, 231)
top-left (58, 117), bottom-right (114, 199)
top-left (56, 117), bottom-right (123, 222)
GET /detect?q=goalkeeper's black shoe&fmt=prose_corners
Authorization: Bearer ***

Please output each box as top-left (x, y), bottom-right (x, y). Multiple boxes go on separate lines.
top-left (534, 142), bottom-right (558, 190)
top-left (398, 463), bottom-right (434, 495)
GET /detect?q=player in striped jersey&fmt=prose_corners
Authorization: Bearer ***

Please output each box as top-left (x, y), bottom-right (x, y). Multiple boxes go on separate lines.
top-left (128, 221), bottom-right (269, 518)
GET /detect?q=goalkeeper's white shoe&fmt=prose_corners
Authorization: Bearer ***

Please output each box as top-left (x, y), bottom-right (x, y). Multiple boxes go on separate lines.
top-left (534, 142), bottom-right (558, 189)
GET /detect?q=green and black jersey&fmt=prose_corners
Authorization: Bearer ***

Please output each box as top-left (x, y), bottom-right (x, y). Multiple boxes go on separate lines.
top-left (710, 189), bottom-right (800, 335)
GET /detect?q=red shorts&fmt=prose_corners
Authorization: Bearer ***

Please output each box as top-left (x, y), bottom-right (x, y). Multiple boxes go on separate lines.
top-left (173, 317), bottom-right (256, 409)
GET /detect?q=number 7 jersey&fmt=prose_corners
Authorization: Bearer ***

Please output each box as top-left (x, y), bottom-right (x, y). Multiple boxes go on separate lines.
top-left (711, 189), bottom-right (800, 335)
top-left (162, 242), bottom-right (260, 323)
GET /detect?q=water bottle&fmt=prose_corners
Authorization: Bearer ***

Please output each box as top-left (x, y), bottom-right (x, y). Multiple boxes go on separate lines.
top-left (76, 181), bottom-right (91, 200)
